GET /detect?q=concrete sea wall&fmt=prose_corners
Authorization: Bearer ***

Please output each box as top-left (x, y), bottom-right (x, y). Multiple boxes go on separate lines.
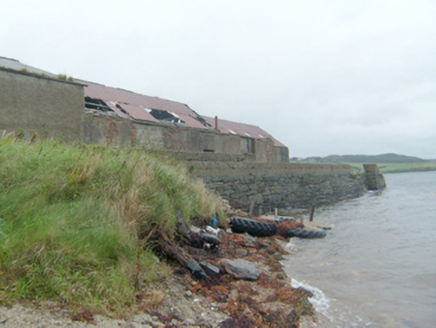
top-left (190, 162), bottom-right (385, 214)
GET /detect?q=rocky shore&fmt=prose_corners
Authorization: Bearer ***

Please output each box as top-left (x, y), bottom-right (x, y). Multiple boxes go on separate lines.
top-left (1, 213), bottom-right (328, 327)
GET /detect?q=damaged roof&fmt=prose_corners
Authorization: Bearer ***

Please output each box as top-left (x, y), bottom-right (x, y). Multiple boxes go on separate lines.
top-left (203, 116), bottom-right (286, 148)
top-left (1, 56), bottom-right (288, 149)
top-left (82, 79), bottom-right (286, 147)
top-left (80, 80), bottom-right (209, 129)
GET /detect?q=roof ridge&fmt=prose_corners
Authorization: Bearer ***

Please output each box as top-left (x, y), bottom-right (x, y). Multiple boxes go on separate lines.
top-left (0, 56), bottom-right (19, 62)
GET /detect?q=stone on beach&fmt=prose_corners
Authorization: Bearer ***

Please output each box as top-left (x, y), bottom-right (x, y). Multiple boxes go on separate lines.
top-left (219, 258), bottom-right (261, 281)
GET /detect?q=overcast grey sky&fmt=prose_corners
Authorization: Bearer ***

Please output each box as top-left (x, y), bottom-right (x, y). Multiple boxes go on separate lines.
top-left (2, 0), bottom-right (435, 158)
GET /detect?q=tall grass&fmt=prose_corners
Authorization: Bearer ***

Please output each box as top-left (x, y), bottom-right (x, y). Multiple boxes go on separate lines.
top-left (0, 136), bottom-right (223, 311)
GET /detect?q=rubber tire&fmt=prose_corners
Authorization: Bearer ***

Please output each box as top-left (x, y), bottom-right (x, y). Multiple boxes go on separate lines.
top-left (286, 229), bottom-right (326, 239)
top-left (230, 217), bottom-right (277, 237)
top-left (271, 217), bottom-right (297, 224)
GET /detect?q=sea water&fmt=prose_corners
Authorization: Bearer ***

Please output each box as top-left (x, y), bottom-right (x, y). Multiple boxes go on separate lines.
top-left (283, 171), bottom-right (436, 327)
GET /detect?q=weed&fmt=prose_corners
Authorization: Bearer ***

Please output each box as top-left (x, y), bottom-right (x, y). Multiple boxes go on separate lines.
top-left (0, 137), bottom-right (223, 312)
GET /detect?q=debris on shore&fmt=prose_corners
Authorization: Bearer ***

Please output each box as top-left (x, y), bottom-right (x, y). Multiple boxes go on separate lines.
top-left (0, 203), bottom-right (331, 327)
top-left (150, 210), bottom-right (320, 327)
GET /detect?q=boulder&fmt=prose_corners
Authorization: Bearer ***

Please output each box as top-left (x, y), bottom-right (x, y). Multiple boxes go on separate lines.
top-left (199, 261), bottom-right (220, 277)
top-left (219, 259), bottom-right (261, 281)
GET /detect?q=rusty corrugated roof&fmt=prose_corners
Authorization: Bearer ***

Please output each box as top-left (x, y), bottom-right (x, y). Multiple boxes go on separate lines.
top-left (79, 80), bottom-right (285, 147)
top-left (80, 80), bottom-right (208, 129)
top-left (116, 103), bottom-right (160, 122)
top-left (203, 116), bottom-right (286, 148)
top-left (105, 102), bottom-right (130, 119)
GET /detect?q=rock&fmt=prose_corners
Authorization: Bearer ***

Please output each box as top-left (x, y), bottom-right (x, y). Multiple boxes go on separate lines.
top-left (186, 260), bottom-right (208, 279)
top-left (219, 259), bottom-right (261, 281)
top-left (132, 314), bottom-right (153, 324)
top-left (176, 210), bottom-right (190, 235)
top-left (240, 233), bottom-right (257, 247)
top-left (199, 261), bottom-right (220, 277)
top-left (229, 289), bottom-right (239, 301)
top-left (218, 318), bottom-right (235, 327)
top-left (186, 318), bottom-right (196, 325)
top-left (236, 249), bottom-right (249, 257)
top-left (276, 273), bottom-right (287, 280)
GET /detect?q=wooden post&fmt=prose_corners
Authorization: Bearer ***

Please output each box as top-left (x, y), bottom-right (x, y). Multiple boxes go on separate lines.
top-left (249, 200), bottom-right (255, 217)
top-left (309, 205), bottom-right (315, 222)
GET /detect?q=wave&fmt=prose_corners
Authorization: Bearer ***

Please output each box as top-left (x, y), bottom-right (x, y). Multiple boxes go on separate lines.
top-left (291, 278), bottom-right (332, 320)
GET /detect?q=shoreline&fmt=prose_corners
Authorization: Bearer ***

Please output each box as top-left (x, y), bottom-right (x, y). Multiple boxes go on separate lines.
top-left (0, 228), bottom-right (322, 327)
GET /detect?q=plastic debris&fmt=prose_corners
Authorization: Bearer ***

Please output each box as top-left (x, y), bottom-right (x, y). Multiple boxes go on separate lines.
top-left (205, 225), bottom-right (220, 235)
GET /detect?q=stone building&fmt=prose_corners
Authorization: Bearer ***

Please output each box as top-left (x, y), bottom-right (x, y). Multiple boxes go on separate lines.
top-left (0, 57), bottom-right (288, 163)
top-left (0, 56), bottom-right (385, 213)
top-left (0, 57), bottom-right (84, 141)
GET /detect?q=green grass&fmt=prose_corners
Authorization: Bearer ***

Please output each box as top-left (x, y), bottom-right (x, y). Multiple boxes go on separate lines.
top-left (376, 162), bottom-right (436, 173)
top-left (0, 135), bottom-right (224, 311)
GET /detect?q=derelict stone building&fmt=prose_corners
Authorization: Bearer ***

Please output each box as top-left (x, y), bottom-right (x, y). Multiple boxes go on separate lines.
top-left (0, 56), bottom-right (288, 163)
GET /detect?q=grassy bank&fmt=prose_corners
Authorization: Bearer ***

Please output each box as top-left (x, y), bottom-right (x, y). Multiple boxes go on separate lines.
top-left (0, 136), bottom-right (223, 312)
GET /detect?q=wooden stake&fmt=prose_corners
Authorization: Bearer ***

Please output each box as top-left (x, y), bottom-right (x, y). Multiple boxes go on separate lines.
top-left (309, 205), bottom-right (315, 222)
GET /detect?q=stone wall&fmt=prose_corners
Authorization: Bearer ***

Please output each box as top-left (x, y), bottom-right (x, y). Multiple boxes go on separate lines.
top-left (190, 161), bottom-right (385, 214)
top-left (0, 68), bottom-right (84, 141)
top-left (82, 114), bottom-right (288, 163)
top-left (363, 164), bottom-right (387, 190)
top-left (190, 161), bottom-right (352, 177)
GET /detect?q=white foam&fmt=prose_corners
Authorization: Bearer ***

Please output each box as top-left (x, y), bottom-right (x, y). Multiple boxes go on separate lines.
top-left (291, 278), bottom-right (332, 319)
top-left (285, 239), bottom-right (296, 251)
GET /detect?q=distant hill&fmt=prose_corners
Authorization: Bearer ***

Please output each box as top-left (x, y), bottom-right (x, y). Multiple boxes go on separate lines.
top-left (304, 153), bottom-right (428, 164)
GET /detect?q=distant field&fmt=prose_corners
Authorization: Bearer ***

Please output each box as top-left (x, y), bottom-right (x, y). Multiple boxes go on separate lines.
top-left (347, 162), bottom-right (436, 173)
top-left (299, 153), bottom-right (436, 173)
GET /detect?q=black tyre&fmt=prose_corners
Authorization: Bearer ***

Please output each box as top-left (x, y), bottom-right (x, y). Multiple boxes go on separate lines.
top-left (230, 217), bottom-right (277, 237)
top-left (286, 229), bottom-right (326, 239)
top-left (271, 217), bottom-right (298, 224)
top-left (200, 233), bottom-right (221, 245)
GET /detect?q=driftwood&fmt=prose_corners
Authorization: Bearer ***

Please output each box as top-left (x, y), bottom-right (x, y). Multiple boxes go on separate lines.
top-left (158, 230), bottom-right (208, 279)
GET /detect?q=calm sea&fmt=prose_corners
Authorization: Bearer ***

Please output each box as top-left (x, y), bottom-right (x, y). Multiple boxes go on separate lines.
top-left (283, 171), bottom-right (436, 327)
